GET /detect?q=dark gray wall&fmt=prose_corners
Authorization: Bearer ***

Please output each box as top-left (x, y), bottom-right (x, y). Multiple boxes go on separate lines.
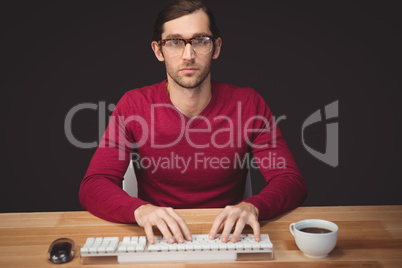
top-left (2, 1), bottom-right (401, 212)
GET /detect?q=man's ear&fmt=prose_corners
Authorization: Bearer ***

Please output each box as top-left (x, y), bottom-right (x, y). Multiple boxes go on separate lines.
top-left (151, 41), bottom-right (165, 62)
top-left (212, 37), bottom-right (222, 60)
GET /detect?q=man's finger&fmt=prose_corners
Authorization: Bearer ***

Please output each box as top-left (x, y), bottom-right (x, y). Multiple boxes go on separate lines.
top-left (230, 218), bottom-right (246, 243)
top-left (163, 214), bottom-right (186, 243)
top-left (144, 223), bottom-right (155, 244)
top-left (220, 216), bottom-right (236, 243)
top-left (154, 218), bottom-right (174, 243)
top-left (167, 209), bottom-right (192, 242)
top-left (209, 211), bottom-right (227, 239)
top-left (249, 218), bottom-right (261, 242)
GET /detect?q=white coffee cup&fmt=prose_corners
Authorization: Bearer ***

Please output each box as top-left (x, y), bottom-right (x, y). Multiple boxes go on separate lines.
top-left (289, 219), bottom-right (338, 258)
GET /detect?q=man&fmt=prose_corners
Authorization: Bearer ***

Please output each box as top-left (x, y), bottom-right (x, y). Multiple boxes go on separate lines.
top-left (79, 0), bottom-right (307, 245)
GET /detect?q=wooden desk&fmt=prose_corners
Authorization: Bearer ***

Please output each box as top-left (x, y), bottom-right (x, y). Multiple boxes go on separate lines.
top-left (0, 206), bottom-right (401, 267)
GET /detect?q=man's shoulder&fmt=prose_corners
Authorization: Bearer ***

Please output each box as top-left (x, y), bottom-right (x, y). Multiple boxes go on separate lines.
top-left (124, 80), bottom-right (165, 100)
top-left (213, 80), bottom-right (261, 100)
top-left (213, 80), bottom-right (255, 92)
top-left (113, 81), bottom-right (166, 115)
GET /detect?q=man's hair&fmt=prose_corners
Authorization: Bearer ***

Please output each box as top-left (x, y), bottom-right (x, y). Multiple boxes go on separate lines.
top-left (152, 0), bottom-right (221, 42)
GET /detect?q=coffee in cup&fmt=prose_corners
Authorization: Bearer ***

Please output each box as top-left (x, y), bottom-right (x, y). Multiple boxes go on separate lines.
top-left (289, 219), bottom-right (338, 258)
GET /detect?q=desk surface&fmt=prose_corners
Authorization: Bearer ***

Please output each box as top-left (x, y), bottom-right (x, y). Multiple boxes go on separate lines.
top-left (0, 205), bottom-right (401, 267)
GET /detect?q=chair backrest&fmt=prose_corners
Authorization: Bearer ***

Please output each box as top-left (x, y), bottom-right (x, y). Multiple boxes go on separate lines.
top-left (243, 171), bottom-right (253, 199)
top-left (123, 161), bottom-right (253, 199)
top-left (122, 160), bottom-right (138, 197)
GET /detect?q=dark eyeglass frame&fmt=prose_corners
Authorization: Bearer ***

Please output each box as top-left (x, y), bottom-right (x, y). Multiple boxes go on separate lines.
top-left (158, 35), bottom-right (215, 46)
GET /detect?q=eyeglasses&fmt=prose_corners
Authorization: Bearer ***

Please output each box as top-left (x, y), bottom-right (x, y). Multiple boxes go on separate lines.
top-left (159, 35), bottom-right (214, 57)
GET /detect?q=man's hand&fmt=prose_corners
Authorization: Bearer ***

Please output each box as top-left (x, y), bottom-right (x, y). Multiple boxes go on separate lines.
top-left (134, 204), bottom-right (192, 244)
top-left (209, 202), bottom-right (260, 243)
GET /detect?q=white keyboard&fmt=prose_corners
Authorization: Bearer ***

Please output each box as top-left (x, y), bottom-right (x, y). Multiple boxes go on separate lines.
top-left (80, 234), bottom-right (273, 264)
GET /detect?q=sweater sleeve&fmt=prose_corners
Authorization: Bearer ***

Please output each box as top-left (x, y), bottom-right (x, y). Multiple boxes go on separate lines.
top-left (79, 94), bottom-right (149, 223)
top-left (242, 92), bottom-right (308, 220)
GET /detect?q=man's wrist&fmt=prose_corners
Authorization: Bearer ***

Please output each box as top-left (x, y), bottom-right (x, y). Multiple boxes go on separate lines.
top-left (134, 204), bottom-right (153, 223)
top-left (239, 202), bottom-right (259, 219)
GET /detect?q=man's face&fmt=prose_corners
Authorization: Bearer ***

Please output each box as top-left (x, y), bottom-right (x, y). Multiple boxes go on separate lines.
top-left (152, 10), bottom-right (221, 89)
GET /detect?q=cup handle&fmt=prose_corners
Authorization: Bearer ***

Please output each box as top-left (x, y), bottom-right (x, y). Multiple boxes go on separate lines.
top-left (289, 223), bottom-right (296, 236)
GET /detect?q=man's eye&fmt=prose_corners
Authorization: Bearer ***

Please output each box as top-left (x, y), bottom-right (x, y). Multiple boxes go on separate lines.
top-left (194, 38), bottom-right (209, 44)
top-left (168, 40), bottom-right (181, 46)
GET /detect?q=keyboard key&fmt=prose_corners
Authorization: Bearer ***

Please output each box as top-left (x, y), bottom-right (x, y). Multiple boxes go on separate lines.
top-left (210, 244), bottom-right (219, 250)
top-left (118, 245), bottom-right (127, 253)
top-left (177, 244), bottom-right (186, 251)
top-left (202, 243), bottom-right (211, 250)
top-left (260, 234), bottom-right (269, 240)
top-left (227, 242), bottom-right (236, 250)
top-left (252, 243), bottom-right (261, 250)
top-left (192, 234), bottom-right (209, 240)
top-left (135, 244), bottom-right (145, 252)
top-left (244, 243), bottom-right (252, 250)
top-left (127, 245), bottom-right (136, 252)
top-left (160, 244), bottom-right (169, 251)
top-left (88, 237), bottom-right (103, 253)
top-left (218, 243), bottom-right (227, 250)
top-left (138, 236), bottom-right (147, 244)
top-left (193, 244), bottom-right (202, 250)
top-left (97, 240), bottom-right (110, 253)
top-left (168, 244), bottom-right (177, 251)
top-left (148, 244), bottom-right (159, 252)
top-left (106, 240), bottom-right (119, 253)
top-left (80, 237), bottom-right (95, 254)
top-left (184, 242), bottom-right (194, 251)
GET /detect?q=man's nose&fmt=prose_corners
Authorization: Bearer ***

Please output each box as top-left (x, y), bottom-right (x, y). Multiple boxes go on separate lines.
top-left (182, 43), bottom-right (195, 60)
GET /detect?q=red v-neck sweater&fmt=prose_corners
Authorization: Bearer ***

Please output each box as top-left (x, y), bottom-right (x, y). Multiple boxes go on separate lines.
top-left (79, 80), bottom-right (307, 223)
